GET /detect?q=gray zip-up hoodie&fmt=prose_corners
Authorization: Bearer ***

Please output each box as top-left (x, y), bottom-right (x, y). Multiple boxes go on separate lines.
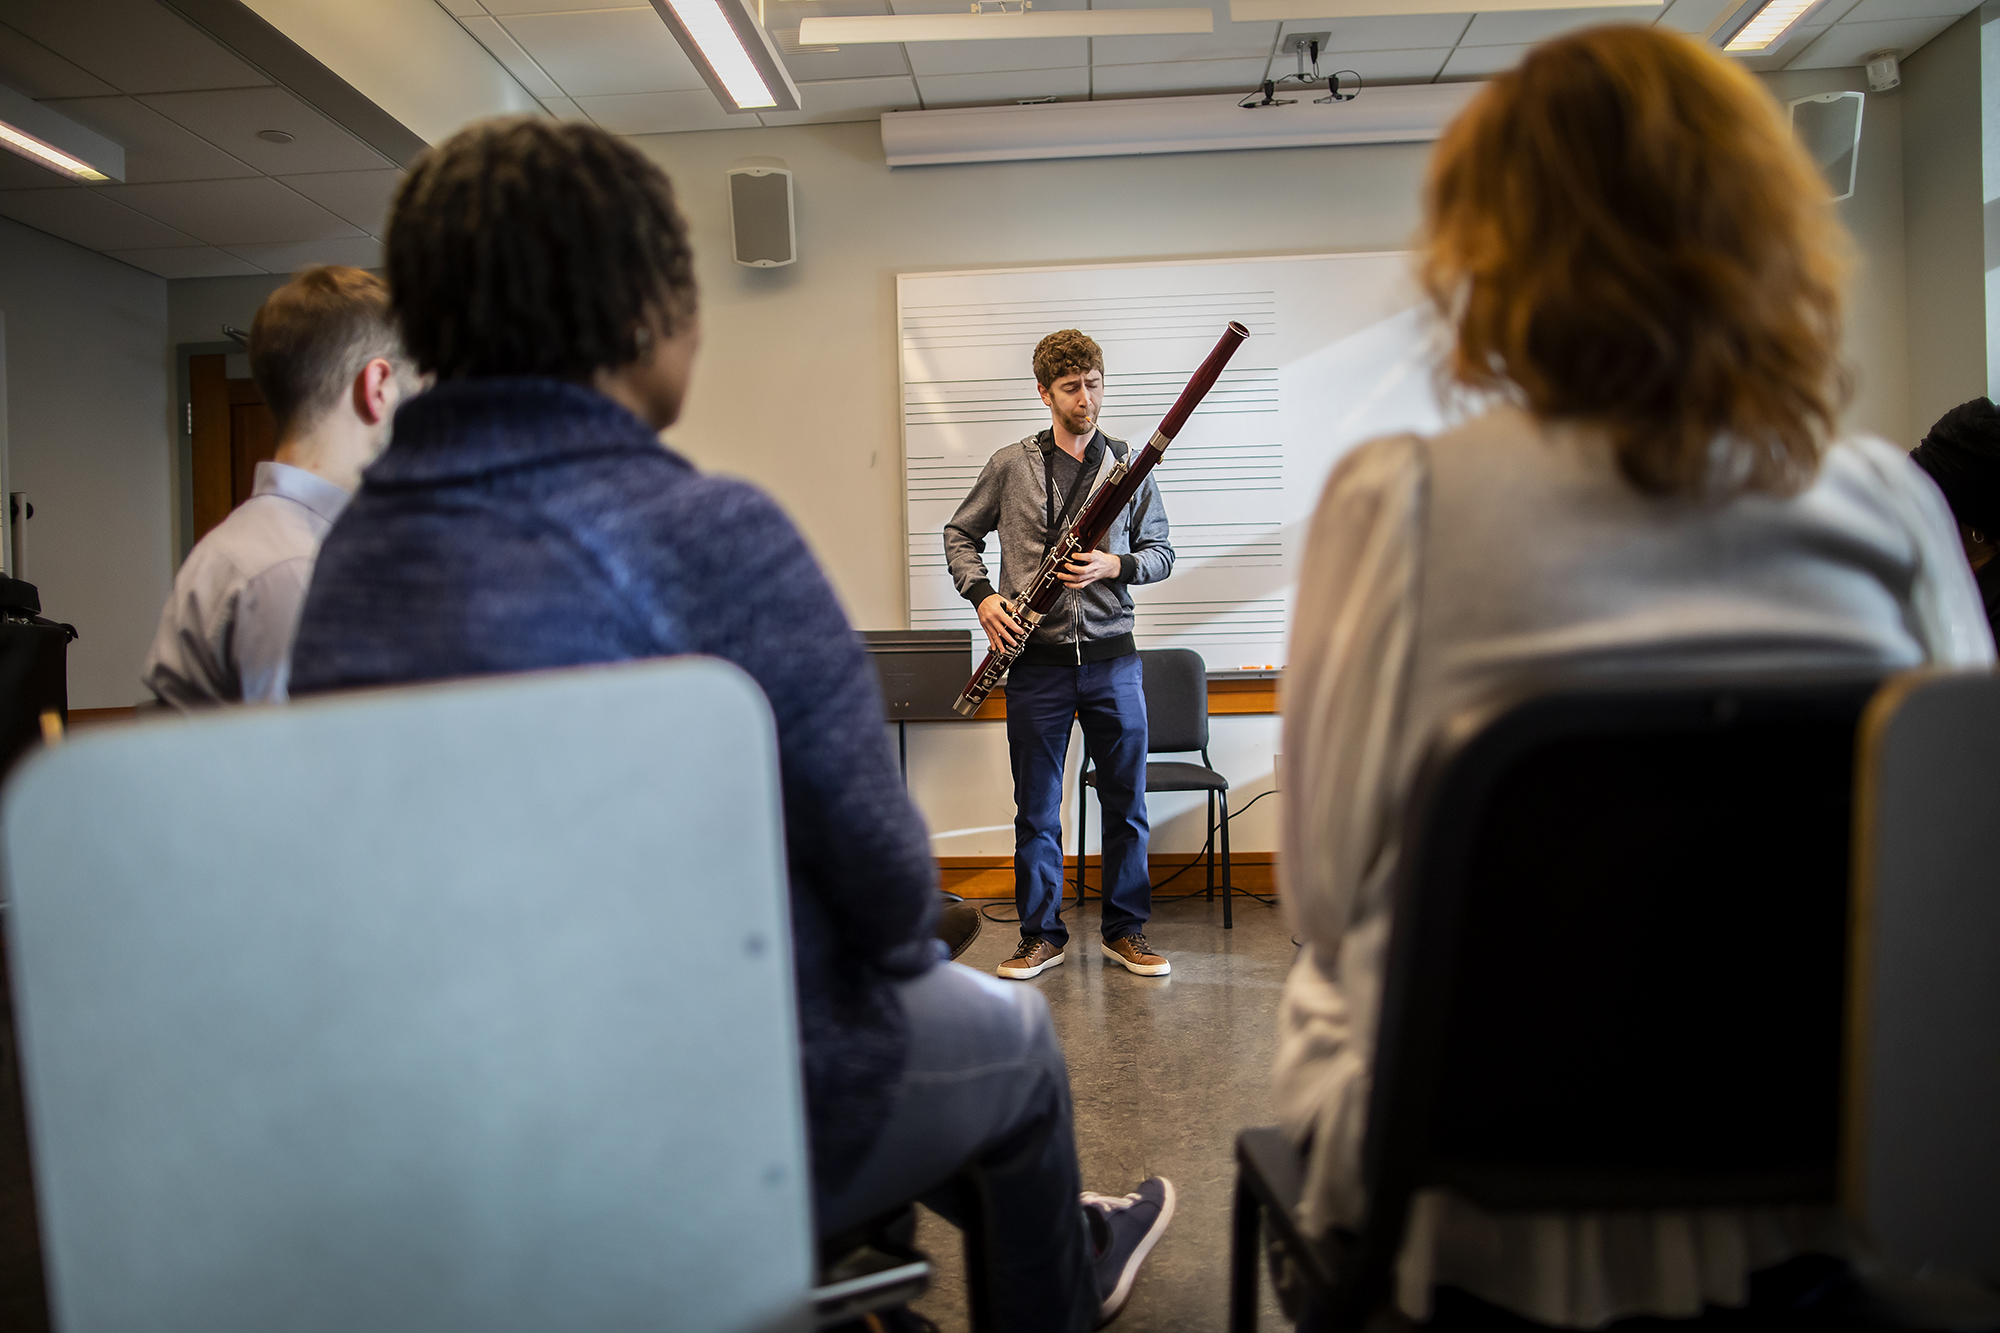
top-left (943, 429), bottom-right (1174, 665)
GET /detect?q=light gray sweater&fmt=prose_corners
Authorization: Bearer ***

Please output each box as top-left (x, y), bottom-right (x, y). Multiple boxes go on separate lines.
top-left (942, 430), bottom-right (1174, 664)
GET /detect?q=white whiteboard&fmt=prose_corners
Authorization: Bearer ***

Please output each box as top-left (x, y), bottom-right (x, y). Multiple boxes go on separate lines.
top-left (899, 253), bottom-right (1446, 671)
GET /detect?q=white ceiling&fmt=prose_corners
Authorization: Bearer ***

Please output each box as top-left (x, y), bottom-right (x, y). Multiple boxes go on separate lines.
top-left (0, 0), bottom-right (397, 277)
top-left (448, 0), bottom-right (1982, 132)
top-left (0, 0), bottom-right (1980, 280)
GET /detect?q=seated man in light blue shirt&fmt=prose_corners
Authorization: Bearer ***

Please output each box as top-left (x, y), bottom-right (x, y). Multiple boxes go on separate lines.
top-left (142, 266), bottom-right (417, 707)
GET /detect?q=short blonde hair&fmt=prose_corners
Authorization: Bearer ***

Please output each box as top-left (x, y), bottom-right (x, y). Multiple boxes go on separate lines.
top-left (248, 266), bottom-right (402, 437)
top-left (1420, 25), bottom-right (1851, 497)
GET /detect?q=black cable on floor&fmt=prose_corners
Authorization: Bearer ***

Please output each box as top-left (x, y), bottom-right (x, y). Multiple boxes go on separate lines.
top-left (976, 788), bottom-right (1281, 922)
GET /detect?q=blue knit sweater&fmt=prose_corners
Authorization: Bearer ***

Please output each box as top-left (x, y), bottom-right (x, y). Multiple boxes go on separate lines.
top-left (291, 378), bottom-right (941, 1194)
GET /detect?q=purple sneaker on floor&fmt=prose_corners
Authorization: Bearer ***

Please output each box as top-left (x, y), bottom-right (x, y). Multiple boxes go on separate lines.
top-left (1083, 1176), bottom-right (1176, 1326)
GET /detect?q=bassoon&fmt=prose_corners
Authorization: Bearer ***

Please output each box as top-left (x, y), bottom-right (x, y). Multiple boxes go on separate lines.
top-left (951, 320), bottom-right (1251, 717)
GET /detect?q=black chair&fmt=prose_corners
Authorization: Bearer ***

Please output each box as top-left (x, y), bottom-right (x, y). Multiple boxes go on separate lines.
top-left (1231, 674), bottom-right (1883, 1332)
top-left (1075, 648), bottom-right (1235, 927)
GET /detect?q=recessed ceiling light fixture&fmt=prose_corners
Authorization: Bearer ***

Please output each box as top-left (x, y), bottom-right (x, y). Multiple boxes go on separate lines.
top-left (1719, 0), bottom-right (1817, 50)
top-left (1698, 0), bottom-right (1827, 52)
top-left (801, 5), bottom-right (1211, 43)
top-left (647, 0), bottom-right (802, 113)
top-left (0, 80), bottom-right (123, 182)
top-left (1231, 0), bottom-right (1651, 17)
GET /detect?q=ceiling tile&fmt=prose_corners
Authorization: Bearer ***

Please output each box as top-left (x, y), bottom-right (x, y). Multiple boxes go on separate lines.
top-left (0, 0), bottom-right (271, 95)
top-left (1281, 13), bottom-right (1471, 51)
top-left (571, 90), bottom-right (757, 133)
top-left (98, 177), bottom-right (363, 246)
top-left (892, 0), bottom-right (1092, 11)
top-left (276, 169), bottom-right (403, 234)
top-left (104, 244), bottom-right (264, 278)
top-left (139, 87), bottom-right (394, 174)
top-left (458, 15), bottom-right (564, 98)
top-left (1458, 5), bottom-right (1656, 44)
top-left (480, 0), bottom-right (646, 12)
top-left (499, 9), bottom-right (708, 95)
top-left (40, 95), bottom-right (259, 184)
top-left (1091, 55), bottom-right (1268, 93)
top-left (442, 0), bottom-right (491, 12)
top-left (1840, 0), bottom-right (1975, 21)
top-left (0, 19), bottom-right (118, 98)
top-left (1322, 45), bottom-right (1455, 81)
top-left (1655, 0), bottom-right (1736, 31)
top-left (1093, 23), bottom-right (1277, 64)
top-left (907, 37), bottom-right (1089, 74)
top-left (0, 148), bottom-right (88, 190)
top-left (0, 186), bottom-right (195, 249)
top-left (914, 65), bottom-right (1090, 103)
top-left (758, 73), bottom-right (921, 122)
top-left (538, 94), bottom-right (594, 120)
top-left (1438, 41), bottom-right (1530, 77)
top-left (773, 34), bottom-right (914, 81)
top-left (1787, 11), bottom-right (1958, 62)
top-left (221, 236), bottom-right (385, 273)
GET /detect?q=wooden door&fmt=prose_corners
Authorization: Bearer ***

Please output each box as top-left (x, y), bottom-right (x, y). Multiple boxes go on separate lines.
top-left (189, 354), bottom-right (279, 545)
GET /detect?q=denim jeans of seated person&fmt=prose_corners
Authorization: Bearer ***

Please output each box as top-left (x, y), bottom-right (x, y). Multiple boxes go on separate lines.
top-left (816, 961), bottom-right (1099, 1333)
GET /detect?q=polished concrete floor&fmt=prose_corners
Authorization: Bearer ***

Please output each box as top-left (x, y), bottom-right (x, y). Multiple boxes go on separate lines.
top-left (910, 883), bottom-right (1297, 1331)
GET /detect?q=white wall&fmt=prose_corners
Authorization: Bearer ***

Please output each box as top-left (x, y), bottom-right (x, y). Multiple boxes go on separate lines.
top-left (1900, 10), bottom-right (1986, 443)
top-left (0, 219), bottom-right (170, 709)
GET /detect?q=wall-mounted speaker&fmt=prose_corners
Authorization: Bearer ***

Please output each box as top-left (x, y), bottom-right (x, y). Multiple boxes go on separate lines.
top-left (1789, 90), bottom-right (1864, 203)
top-left (727, 161), bottom-right (796, 268)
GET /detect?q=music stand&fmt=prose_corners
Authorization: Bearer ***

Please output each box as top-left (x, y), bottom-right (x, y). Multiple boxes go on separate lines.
top-left (862, 630), bottom-right (976, 779)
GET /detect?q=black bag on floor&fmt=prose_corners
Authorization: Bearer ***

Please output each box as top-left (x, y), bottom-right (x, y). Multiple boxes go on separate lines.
top-left (0, 577), bottom-right (74, 777)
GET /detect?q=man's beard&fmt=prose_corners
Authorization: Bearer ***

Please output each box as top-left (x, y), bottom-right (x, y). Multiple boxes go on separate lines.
top-left (1060, 406), bottom-right (1095, 436)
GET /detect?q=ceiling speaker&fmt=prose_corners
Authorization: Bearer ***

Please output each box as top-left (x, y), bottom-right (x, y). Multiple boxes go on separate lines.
top-left (1788, 91), bottom-right (1864, 203)
top-left (727, 163), bottom-right (796, 268)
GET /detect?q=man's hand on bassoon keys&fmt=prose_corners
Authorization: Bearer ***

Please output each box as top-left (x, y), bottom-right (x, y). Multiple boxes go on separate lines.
top-left (978, 595), bottom-right (1026, 653)
top-left (1057, 549), bottom-right (1121, 589)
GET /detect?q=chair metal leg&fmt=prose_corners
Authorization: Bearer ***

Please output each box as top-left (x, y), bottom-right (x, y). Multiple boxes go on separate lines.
top-left (1231, 1169), bottom-right (1262, 1333)
top-left (1206, 791), bottom-right (1216, 901)
top-left (1220, 788), bottom-right (1234, 929)
top-left (1074, 768), bottom-right (1088, 909)
top-left (951, 1168), bottom-right (1000, 1333)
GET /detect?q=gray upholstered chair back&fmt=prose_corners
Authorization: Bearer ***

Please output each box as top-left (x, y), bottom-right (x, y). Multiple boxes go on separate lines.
top-left (1141, 648), bottom-right (1208, 756)
top-left (1850, 670), bottom-right (2000, 1284)
top-left (2, 658), bottom-right (811, 1333)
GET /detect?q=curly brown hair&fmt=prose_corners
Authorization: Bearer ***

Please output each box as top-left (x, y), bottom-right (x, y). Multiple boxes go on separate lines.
top-left (1033, 329), bottom-right (1105, 388)
top-left (1420, 25), bottom-right (1851, 497)
top-left (385, 117), bottom-right (697, 381)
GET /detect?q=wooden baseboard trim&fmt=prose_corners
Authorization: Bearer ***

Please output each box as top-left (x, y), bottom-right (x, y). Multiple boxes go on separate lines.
top-left (67, 707), bottom-right (138, 729)
top-left (938, 852), bottom-right (1276, 898)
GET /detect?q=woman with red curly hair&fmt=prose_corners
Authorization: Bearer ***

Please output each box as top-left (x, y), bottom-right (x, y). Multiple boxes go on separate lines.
top-left (1276, 24), bottom-right (1992, 1329)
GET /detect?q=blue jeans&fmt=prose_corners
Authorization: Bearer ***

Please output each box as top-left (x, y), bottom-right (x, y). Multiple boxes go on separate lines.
top-left (1006, 656), bottom-right (1150, 947)
top-left (816, 963), bottom-right (1098, 1333)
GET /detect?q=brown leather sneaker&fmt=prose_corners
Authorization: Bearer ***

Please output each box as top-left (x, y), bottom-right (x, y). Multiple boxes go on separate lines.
top-left (997, 936), bottom-right (1065, 979)
top-left (1101, 933), bottom-right (1170, 976)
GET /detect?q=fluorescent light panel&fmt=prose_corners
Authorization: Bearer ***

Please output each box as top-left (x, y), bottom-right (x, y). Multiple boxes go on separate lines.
top-left (646, 0), bottom-right (802, 113)
top-left (1723, 0), bottom-right (1815, 49)
top-left (800, 7), bottom-right (1212, 43)
top-left (1232, 0), bottom-right (1653, 17)
top-left (0, 81), bottom-right (123, 182)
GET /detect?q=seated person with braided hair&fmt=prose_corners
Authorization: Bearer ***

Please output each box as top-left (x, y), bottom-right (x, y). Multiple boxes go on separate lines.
top-left (288, 118), bottom-right (1171, 1332)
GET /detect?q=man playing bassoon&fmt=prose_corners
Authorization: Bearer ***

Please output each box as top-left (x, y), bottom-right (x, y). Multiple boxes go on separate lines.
top-left (944, 329), bottom-right (1177, 979)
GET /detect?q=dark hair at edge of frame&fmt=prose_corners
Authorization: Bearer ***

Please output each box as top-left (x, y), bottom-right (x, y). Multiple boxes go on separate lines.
top-left (385, 117), bottom-right (698, 381)
top-left (1033, 329), bottom-right (1105, 389)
